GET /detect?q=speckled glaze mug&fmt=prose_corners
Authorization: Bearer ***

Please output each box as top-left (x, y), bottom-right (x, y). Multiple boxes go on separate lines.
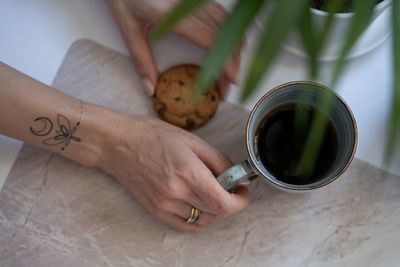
top-left (217, 81), bottom-right (357, 192)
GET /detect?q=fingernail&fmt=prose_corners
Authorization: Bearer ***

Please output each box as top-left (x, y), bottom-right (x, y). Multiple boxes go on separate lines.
top-left (220, 84), bottom-right (231, 100)
top-left (218, 76), bottom-right (233, 99)
top-left (229, 73), bottom-right (239, 86)
top-left (142, 77), bottom-right (155, 96)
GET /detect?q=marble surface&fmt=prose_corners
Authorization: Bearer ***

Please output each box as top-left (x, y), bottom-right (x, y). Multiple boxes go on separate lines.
top-left (1, 40), bottom-right (400, 267)
top-left (1, 0), bottom-right (399, 191)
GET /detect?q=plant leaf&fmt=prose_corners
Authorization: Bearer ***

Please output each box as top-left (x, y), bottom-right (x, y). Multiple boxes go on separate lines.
top-left (153, 0), bottom-right (206, 39)
top-left (298, 0), bottom-right (376, 176)
top-left (317, 0), bottom-right (348, 56)
top-left (299, 0), bottom-right (347, 79)
top-left (330, 0), bottom-right (376, 86)
top-left (385, 0), bottom-right (400, 162)
top-left (194, 0), bottom-right (266, 96)
top-left (295, 0), bottom-right (345, 134)
top-left (298, 7), bottom-right (319, 79)
top-left (241, 0), bottom-right (309, 102)
top-left (297, 88), bottom-right (336, 176)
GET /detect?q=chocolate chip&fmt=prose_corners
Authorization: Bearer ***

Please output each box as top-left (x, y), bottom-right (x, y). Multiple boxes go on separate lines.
top-left (186, 118), bottom-right (196, 129)
top-left (154, 101), bottom-right (167, 113)
top-left (178, 80), bottom-right (185, 87)
top-left (211, 95), bottom-right (216, 101)
top-left (162, 78), bottom-right (167, 83)
top-left (174, 97), bottom-right (181, 101)
top-left (185, 67), bottom-right (197, 78)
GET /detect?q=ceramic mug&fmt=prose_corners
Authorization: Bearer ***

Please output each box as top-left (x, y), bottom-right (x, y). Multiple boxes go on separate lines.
top-left (309, 0), bottom-right (391, 49)
top-left (216, 81), bottom-right (357, 192)
top-left (280, 0), bottom-right (392, 60)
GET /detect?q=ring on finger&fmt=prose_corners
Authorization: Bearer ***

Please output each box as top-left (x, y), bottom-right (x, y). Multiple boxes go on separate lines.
top-left (186, 207), bottom-right (202, 224)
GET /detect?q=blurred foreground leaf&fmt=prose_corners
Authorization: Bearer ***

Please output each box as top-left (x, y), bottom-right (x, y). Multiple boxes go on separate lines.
top-left (241, 0), bottom-right (309, 101)
top-left (299, 0), bottom-right (376, 175)
top-left (331, 0), bottom-right (377, 85)
top-left (153, 0), bottom-right (206, 39)
top-left (386, 0), bottom-right (400, 161)
top-left (298, 0), bottom-right (347, 78)
top-left (158, 0), bottom-right (399, 170)
top-left (195, 0), bottom-right (265, 96)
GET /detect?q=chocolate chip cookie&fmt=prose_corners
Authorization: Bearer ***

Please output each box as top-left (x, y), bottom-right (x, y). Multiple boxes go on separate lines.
top-left (153, 64), bottom-right (221, 130)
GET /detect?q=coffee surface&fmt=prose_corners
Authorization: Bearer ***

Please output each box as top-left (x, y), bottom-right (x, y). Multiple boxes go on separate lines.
top-left (256, 103), bottom-right (339, 185)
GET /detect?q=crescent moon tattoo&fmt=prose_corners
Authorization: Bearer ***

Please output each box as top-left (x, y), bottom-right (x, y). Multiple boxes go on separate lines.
top-left (30, 117), bottom-right (53, 136)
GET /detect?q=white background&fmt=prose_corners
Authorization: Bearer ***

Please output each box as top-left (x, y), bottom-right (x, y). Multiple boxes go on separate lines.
top-left (0, 0), bottom-right (398, 190)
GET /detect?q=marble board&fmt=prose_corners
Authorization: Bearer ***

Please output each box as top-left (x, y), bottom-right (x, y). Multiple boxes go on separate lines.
top-left (1, 40), bottom-right (400, 267)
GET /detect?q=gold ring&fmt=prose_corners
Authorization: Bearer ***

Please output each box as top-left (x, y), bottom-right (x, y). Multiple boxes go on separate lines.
top-left (186, 207), bottom-right (201, 224)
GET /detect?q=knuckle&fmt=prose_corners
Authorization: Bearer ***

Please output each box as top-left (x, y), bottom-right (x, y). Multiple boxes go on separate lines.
top-left (243, 197), bottom-right (250, 208)
top-left (162, 181), bottom-right (181, 199)
top-left (131, 53), bottom-right (147, 68)
top-left (202, 215), bottom-right (216, 226)
top-left (217, 153), bottom-right (232, 168)
top-left (174, 162), bottom-right (192, 180)
top-left (216, 201), bottom-right (235, 217)
top-left (154, 199), bottom-right (170, 213)
top-left (150, 206), bottom-right (164, 219)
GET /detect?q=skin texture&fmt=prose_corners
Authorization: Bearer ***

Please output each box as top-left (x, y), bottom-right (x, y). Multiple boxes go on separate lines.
top-left (0, 61), bottom-right (249, 232)
top-left (106, 0), bottom-right (242, 97)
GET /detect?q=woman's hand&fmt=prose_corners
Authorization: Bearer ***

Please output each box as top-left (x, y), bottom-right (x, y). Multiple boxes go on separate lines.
top-left (95, 112), bottom-right (249, 232)
top-left (0, 62), bottom-right (248, 232)
top-left (106, 0), bottom-right (241, 97)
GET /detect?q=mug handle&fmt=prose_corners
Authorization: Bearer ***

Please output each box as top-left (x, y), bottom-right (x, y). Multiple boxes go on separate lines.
top-left (216, 160), bottom-right (259, 191)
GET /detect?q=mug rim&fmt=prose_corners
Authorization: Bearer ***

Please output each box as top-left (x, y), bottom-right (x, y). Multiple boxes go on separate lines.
top-left (309, 0), bottom-right (391, 18)
top-left (245, 80), bottom-right (358, 191)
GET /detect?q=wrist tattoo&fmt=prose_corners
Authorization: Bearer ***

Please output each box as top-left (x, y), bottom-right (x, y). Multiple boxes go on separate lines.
top-left (30, 100), bottom-right (83, 151)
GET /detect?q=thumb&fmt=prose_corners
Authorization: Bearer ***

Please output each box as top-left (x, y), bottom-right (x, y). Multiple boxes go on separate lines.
top-left (108, 2), bottom-right (158, 96)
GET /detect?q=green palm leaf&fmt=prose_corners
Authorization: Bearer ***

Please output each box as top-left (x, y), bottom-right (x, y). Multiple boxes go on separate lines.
top-left (295, 0), bottom-right (345, 134)
top-left (241, 0), bottom-right (309, 102)
top-left (331, 0), bottom-right (377, 86)
top-left (317, 0), bottom-right (348, 56)
top-left (299, 7), bottom-right (319, 79)
top-left (298, 0), bottom-right (376, 176)
top-left (153, 0), bottom-right (206, 39)
top-left (386, 0), bottom-right (400, 161)
top-left (194, 0), bottom-right (266, 96)
top-left (299, 0), bottom-right (347, 78)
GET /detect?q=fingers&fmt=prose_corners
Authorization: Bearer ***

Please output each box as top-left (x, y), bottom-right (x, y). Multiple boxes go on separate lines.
top-left (218, 73), bottom-right (232, 98)
top-left (189, 135), bottom-right (232, 176)
top-left (205, 2), bottom-right (243, 85)
top-left (107, 1), bottom-right (158, 96)
top-left (231, 185), bottom-right (250, 202)
top-left (201, 2), bottom-right (241, 85)
top-left (152, 145), bottom-right (249, 219)
top-left (135, 185), bottom-right (216, 231)
top-left (189, 159), bottom-right (250, 217)
top-left (129, 184), bottom-right (198, 232)
top-left (171, 2), bottom-right (242, 85)
top-left (158, 214), bottom-right (201, 232)
top-left (223, 45), bottom-right (242, 85)
top-left (188, 136), bottom-right (250, 216)
top-left (172, 16), bottom-right (216, 50)
top-left (159, 200), bottom-right (217, 227)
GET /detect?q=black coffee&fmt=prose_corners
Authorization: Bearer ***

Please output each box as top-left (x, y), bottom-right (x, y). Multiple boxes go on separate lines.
top-left (256, 103), bottom-right (339, 185)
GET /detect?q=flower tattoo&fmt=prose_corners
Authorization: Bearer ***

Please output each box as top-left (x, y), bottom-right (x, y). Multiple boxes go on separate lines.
top-left (30, 100), bottom-right (83, 151)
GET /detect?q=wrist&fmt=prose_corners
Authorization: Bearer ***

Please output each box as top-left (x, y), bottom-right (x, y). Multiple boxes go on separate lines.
top-left (60, 102), bottom-right (125, 168)
top-left (66, 102), bottom-right (152, 170)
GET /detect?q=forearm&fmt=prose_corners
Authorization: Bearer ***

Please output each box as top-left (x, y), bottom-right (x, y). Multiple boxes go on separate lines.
top-left (0, 62), bottom-right (118, 166)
